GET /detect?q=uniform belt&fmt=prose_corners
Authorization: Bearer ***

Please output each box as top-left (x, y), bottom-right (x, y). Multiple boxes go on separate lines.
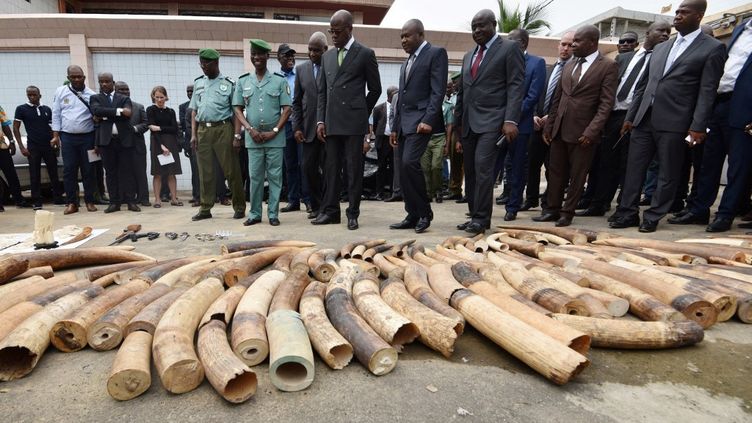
top-left (198, 119), bottom-right (231, 127)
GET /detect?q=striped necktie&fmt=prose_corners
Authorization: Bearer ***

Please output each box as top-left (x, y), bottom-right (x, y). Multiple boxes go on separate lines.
top-left (543, 61), bottom-right (564, 113)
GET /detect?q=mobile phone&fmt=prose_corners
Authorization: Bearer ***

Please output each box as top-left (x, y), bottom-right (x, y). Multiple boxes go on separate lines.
top-left (495, 134), bottom-right (506, 147)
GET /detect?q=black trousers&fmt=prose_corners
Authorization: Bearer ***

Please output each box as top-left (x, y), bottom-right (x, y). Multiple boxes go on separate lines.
top-left (589, 110), bottom-right (628, 211)
top-left (302, 140), bottom-right (325, 213)
top-left (525, 129), bottom-right (549, 205)
top-left (100, 136), bottom-right (136, 205)
top-left (375, 135), bottom-right (393, 194)
top-left (321, 135), bottom-right (363, 219)
top-left (28, 144), bottom-right (62, 204)
top-left (463, 130), bottom-right (500, 227)
top-left (398, 132), bottom-right (431, 220)
top-left (0, 148), bottom-right (23, 203)
top-left (615, 112), bottom-right (687, 222)
top-left (133, 139), bottom-right (149, 203)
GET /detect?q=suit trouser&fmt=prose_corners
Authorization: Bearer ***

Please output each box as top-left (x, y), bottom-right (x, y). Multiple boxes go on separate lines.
top-left (676, 142), bottom-right (704, 208)
top-left (589, 110), bottom-right (628, 211)
top-left (27, 144), bottom-right (62, 204)
top-left (399, 132), bottom-right (432, 220)
top-left (615, 112), bottom-right (686, 222)
top-left (248, 146), bottom-right (282, 220)
top-left (60, 131), bottom-right (96, 205)
top-left (545, 138), bottom-right (597, 218)
top-left (284, 125), bottom-right (309, 205)
top-left (101, 136), bottom-right (136, 205)
top-left (0, 148), bottom-right (23, 203)
top-left (501, 133), bottom-right (529, 214)
top-left (689, 97), bottom-right (752, 220)
top-left (421, 134), bottom-right (445, 198)
top-left (196, 121), bottom-right (245, 214)
top-left (463, 130), bottom-right (499, 227)
top-left (447, 130), bottom-right (463, 196)
top-left (133, 141), bottom-right (150, 203)
top-left (392, 141), bottom-right (402, 196)
top-left (375, 135), bottom-right (393, 194)
top-left (322, 135), bottom-right (363, 219)
top-left (525, 129), bottom-right (549, 205)
top-left (302, 140), bottom-right (325, 213)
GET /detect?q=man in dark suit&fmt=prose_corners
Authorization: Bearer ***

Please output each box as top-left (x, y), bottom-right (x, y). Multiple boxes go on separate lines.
top-left (113, 81), bottom-right (150, 207)
top-left (388, 19), bottom-right (448, 233)
top-left (523, 31), bottom-right (574, 211)
top-left (671, 18), bottom-right (752, 232)
top-left (293, 31), bottom-right (328, 220)
top-left (455, 9), bottom-right (525, 234)
top-left (610, 0), bottom-right (726, 232)
top-left (371, 86), bottom-right (398, 201)
top-left (578, 20), bottom-right (671, 217)
top-left (314, 9), bottom-right (382, 230)
top-left (90, 72), bottom-right (139, 213)
top-left (534, 25), bottom-right (618, 227)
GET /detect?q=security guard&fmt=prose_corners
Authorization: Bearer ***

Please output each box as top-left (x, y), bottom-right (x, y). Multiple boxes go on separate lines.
top-left (232, 39), bottom-right (292, 226)
top-left (189, 48), bottom-right (246, 221)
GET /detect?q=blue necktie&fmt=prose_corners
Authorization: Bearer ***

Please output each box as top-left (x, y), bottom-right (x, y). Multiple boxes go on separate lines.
top-left (544, 61), bottom-right (564, 113)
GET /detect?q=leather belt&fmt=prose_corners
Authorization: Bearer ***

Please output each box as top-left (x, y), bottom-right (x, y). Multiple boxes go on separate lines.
top-left (198, 119), bottom-right (231, 127)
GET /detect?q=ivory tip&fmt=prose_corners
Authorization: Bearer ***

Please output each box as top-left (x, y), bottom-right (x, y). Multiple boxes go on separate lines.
top-left (50, 321), bottom-right (87, 352)
top-left (160, 359), bottom-right (205, 394)
top-left (368, 347), bottom-right (398, 376)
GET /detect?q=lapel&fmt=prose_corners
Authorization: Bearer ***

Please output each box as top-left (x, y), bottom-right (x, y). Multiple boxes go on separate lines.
top-left (471, 37), bottom-right (502, 84)
top-left (334, 40), bottom-right (360, 82)
top-left (404, 42), bottom-right (431, 86)
top-left (653, 36), bottom-right (674, 79)
top-left (309, 62), bottom-right (321, 90)
top-left (573, 54), bottom-right (601, 92)
top-left (559, 59), bottom-right (576, 97)
top-left (663, 34), bottom-right (706, 78)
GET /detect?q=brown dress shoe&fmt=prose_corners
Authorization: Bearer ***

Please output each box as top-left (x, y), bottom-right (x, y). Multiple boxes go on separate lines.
top-left (85, 203), bottom-right (98, 212)
top-left (64, 204), bottom-right (79, 215)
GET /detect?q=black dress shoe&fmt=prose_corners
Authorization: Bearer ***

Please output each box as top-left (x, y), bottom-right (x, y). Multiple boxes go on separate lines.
top-left (673, 208), bottom-right (690, 217)
top-left (140, 201), bottom-right (152, 207)
top-left (384, 195), bottom-right (403, 202)
top-left (457, 220), bottom-right (471, 230)
top-left (609, 215), bottom-right (640, 229)
top-left (233, 211), bottom-right (245, 219)
top-left (738, 221), bottom-right (752, 229)
top-left (307, 210), bottom-right (319, 219)
top-left (607, 212), bottom-right (619, 223)
top-left (443, 193), bottom-right (462, 201)
top-left (390, 218), bottom-right (417, 230)
top-left (706, 217), bottom-right (732, 233)
top-left (281, 203), bottom-right (300, 212)
top-left (532, 212), bottom-right (560, 222)
top-left (495, 195), bottom-right (509, 205)
top-left (575, 199), bottom-right (590, 210)
top-left (667, 211), bottom-right (709, 225)
top-left (519, 201), bottom-right (538, 211)
top-left (311, 214), bottom-right (341, 225)
top-left (435, 194), bottom-right (443, 204)
top-left (304, 203), bottom-right (312, 213)
top-left (669, 201), bottom-right (685, 214)
top-left (127, 203), bottom-right (141, 212)
top-left (456, 196), bottom-right (468, 204)
top-left (504, 212), bottom-right (516, 221)
top-left (639, 219), bottom-right (658, 233)
top-left (243, 217), bottom-right (261, 226)
top-left (638, 196), bottom-right (651, 206)
top-left (555, 216), bottom-right (573, 227)
top-left (575, 207), bottom-right (605, 217)
top-left (464, 222), bottom-right (486, 234)
top-left (104, 204), bottom-right (121, 213)
top-left (269, 218), bottom-right (280, 226)
top-left (192, 212), bottom-right (212, 221)
top-left (414, 217), bottom-right (430, 233)
top-left (347, 218), bottom-right (359, 230)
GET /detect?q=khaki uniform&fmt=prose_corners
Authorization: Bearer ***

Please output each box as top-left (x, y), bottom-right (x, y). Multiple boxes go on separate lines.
top-left (189, 73), bottom-right (246, 214)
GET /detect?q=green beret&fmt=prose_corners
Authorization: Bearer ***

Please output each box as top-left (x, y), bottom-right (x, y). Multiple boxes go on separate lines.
top-left (249, 39), bottom-right (272, 52)
top-left (450, 71), bottom-right (461, 80)
top-left (199, 48), bottom-right (220, 60)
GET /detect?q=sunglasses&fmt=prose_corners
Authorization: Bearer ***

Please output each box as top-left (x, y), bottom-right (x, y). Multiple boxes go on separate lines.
top-left (618, 38), bottom-right (637, 44)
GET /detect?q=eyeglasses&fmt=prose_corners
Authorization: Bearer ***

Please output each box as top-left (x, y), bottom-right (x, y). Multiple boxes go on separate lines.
top-left (618, 38), bottom-right (637, 44)
top-left (327, 28), bottom-right (348, 35)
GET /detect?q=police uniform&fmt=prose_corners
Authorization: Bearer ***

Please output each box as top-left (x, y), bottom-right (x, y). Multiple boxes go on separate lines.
top-left (232, 40), bottom-right (292, 222)
top-left (189, 48), bottom-right (246, 218)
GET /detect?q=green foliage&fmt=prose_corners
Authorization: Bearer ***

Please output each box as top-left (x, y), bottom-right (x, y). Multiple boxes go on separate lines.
top-left (497, 0), bottom-right (553, 35)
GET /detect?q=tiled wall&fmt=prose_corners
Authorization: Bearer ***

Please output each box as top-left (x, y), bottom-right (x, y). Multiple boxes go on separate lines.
top-left (1, 0), bottom-right (58, 14)
top-left (0, 52), bottom-right (70, 118)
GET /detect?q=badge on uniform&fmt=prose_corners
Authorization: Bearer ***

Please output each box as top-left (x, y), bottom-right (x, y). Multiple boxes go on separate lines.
top-left (286, 85), bottom-right (291, 95)
top-left (63, 98), bottom-right (70, 104)
top-left (220, 84), bottom-right (228, 92)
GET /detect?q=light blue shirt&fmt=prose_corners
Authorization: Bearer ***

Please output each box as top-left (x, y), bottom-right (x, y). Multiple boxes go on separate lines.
top-left (51, 84), bottom-right (96, 133)
top-left (281, 68), bottom-right (296, 101)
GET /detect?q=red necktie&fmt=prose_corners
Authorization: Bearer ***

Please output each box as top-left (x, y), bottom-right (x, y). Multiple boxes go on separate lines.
top-left (470, 45), bottom-right (485, 79)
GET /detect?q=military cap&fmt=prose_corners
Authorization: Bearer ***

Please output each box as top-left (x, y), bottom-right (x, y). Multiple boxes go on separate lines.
top-left (450, 71), bottom-right (461, 80)
top-left (199, 48), bottom-right (220, 60)
top-left (250, 39), bottom-right (272, 52)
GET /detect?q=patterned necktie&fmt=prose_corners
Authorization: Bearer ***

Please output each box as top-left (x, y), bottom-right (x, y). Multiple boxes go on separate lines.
top-left (571, 57), bottom-right (586, 89)
top-left (663, 37), bottom-right (685, 76)
top-left (470, 45), bottom-right (485, 79)
top-left (405, 54), bottom-right (415, 79)
top-left (617, 50), bottom-right (651, 101)
top-left (543, 61), bottom-right (564, 113)
top-left (338, 48), bottom-right (345, 66)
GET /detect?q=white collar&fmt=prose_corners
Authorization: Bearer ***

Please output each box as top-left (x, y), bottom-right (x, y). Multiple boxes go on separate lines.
top-left (580, 50), bottom-right (600, 64)
top-left (412, 40), bottom-right (428, 57)
top-left (676, 27), bottom-right (701, 45)
top-left (342, 37), bottom-right (355, 51)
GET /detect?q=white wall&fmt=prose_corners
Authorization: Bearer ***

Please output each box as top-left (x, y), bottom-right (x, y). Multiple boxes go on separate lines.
top-left (0, 52), bottom-right (70, 120)
top-left (1, 0), bottom-right (59, 14)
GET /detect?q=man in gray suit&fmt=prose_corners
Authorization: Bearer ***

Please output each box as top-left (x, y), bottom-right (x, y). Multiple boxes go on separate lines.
top-left (389, 18), bottom-right (448, 234)
top-left (314, 9), bottom-right (382, 230)
top-left (114, 81), bottom-right (150, 206)
top-left (455, 9), bottom-right (525, 234)
top-left (293, 32), bottom-right (328, 220)
top-left (609, 0), bottom-right (726, 233)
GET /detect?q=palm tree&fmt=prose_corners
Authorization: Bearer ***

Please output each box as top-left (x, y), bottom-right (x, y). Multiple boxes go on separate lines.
top-left (497, 0), bottom-right (554, 35)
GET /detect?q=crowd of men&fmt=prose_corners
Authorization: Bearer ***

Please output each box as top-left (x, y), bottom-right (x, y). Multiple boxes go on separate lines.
top-left (1, 0), bottom-right (750, 235)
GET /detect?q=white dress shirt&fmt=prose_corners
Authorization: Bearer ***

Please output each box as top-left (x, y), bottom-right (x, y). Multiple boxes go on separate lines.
top-left (572, 50), bottom-right (600, 83)
top-left (718, 20), bottom-right (752, 94)
top-left (614, 47), bottom-right (651, 111)
top-left (663, 27), bottom-right (702, 75)
top-left (384, 101), bottom-right (392, 135)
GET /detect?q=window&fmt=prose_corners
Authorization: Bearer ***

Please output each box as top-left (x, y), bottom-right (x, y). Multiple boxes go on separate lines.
top-left (274, 13), bottom-right (300, 21)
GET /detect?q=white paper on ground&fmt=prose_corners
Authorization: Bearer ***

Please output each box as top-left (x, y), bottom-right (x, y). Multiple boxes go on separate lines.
top-left (0, 228), bottom-right (109, 253)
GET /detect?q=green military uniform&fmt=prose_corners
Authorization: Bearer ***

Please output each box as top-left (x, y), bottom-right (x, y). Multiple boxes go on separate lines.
top-left (189, 48), bottom-right (246, 216)
top-left (447, 71), bottom-right (464, 197)
top-left (420, 96), bottom-right (455, 199)
top-left (232, 43), bottom-right (292, 221)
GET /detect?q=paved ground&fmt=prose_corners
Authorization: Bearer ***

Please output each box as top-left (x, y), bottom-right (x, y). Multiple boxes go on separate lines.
top-left (1, 192), bottom-right (750, 422)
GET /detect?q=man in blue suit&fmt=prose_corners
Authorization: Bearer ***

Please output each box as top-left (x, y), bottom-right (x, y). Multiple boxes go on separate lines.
top-left (502, 28), bottom-right (545, 221)
top-left (389, 18), bottom-right (448, 233)
top-left (674, 18), bottom-right (751, 232)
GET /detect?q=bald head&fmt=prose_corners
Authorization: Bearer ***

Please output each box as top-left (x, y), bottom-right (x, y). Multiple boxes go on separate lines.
top-left (674, 0), bottom-right (706, 35)
top-left (572, 25), bottom-right (600, 57)
top-left (403, 19), bottom-right (424, 34)
top-left (330, 9), bottom-right (354, 49)
top-left (471, 9), bottom-right (498, 46)
top-left (97, 72), bottom-right (113, 81)
top-left (308, 31), bottom-right (328, 65)
top-left (66, 65), bottom-right (86, 90)
top-left (473, 9), bottom-right (497, 23)
top-left (508, 28), bottom-right (529, 51)
top-left (67, 65), bottom-right (83, 76)
top-left (331, 9), bottom-right (353, 27)
top-left (683, 0), bottom-right (707, 13)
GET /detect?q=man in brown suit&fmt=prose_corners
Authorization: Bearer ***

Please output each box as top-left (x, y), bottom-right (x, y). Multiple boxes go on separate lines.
top-left (533, 25), bottom-right (618, 227)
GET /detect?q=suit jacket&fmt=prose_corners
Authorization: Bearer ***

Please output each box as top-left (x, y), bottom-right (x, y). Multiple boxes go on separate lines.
top-left (544, 53), bottom-right (619, 144)
top-left (519, 53), bottom-right (547, 135)
top-left (456, 37), bottom-right (525, 138)
top-left (91, 92), bottom-right (134, 147)
top-left (627, 32), bottom-right (726, 133)
top-left (726, 19), bottom-right (752, 129)
top-left (127, 101), bottom-right (149, 155)
top-left (372, 102), bottom-right (388, 136)
top-left (393, 42), bottom-right (448, 136)
top-left (293, 60), bottom-right (323, 143)
top-left (179, 101), bottom-right (192, 148)
top-left (616, 51), bottom-right (636, 79)
top-left (317, 39), bottom-right (382, 136)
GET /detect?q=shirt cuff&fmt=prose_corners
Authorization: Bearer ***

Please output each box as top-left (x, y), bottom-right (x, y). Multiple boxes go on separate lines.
top-left (116, 108), bottom-right (122, 116)
top-left (504, 121), bottom-right (518, 126)
top-left (316, 121), bottom-right (324, 126)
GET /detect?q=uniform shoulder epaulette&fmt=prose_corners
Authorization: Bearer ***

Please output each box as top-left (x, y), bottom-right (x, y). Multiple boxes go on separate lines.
top-left (193, 75), bottom-right (204, 82)
top-left (237, 72), bottom-right (250, 79)
top-left (224, 76), bottom-right (235, 84)
top-left (273, 71), bottom-right (286, 78)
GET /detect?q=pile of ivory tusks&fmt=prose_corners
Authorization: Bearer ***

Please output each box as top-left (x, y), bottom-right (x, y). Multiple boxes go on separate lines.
top-left (0, 229), bottom-right (750, 402)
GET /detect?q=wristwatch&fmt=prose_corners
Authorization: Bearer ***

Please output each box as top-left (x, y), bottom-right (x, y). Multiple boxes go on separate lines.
top-left (272, 127), bottom-right (279, 134)
top-left (234, 134), bottom-right (242, 140)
